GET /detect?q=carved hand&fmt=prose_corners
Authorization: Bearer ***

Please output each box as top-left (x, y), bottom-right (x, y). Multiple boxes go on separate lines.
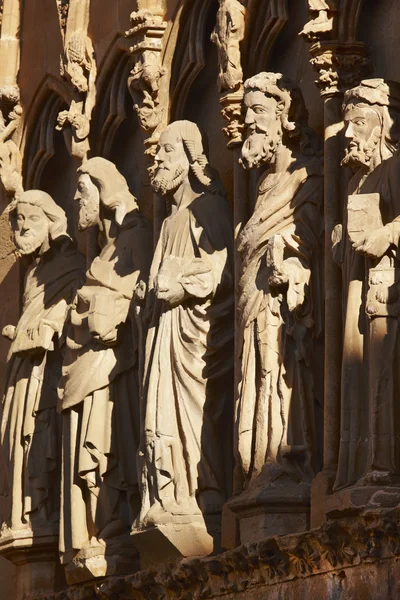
top-left (352, 225), bottom-right (392, 259)
top-left (154, 256), bottom-right (186, 306)
top-left (2, 324), bottom-right (16, 341)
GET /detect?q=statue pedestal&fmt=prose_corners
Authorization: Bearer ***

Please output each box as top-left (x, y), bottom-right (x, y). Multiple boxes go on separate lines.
top-left (224, 481), bottom-right (311, 546)
top-left (0, 528), bottom-right (65, 599)
top-left (325, 485), bottom-right (400, 518)
top-left (63, 536), bottom-right (140, 585)
top-left (131, 522), bottom-right (214, 568)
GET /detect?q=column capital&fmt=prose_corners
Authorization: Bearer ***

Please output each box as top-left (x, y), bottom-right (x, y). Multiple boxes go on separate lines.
top-left (310, 41), bottom-right (371, 98)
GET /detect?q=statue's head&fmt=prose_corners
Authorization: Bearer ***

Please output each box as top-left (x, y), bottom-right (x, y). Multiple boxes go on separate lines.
top-left (342, 79), bottom-right (400, 170)
top-left (240, 72), bottom-right (315, 170)
top-left (10, 189), bottom-right (68, 255)
top-left (76, 157), bottom-right (138, 229)
top-left (151, 120), bottom-right (225, 197)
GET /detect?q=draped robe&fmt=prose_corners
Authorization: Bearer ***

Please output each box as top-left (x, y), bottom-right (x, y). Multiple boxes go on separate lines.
top-left (235, 158), bottom-right (323, 490)
top-left (58, 213), bottom-right (152, 561)
top-left (138, 191), bottom-right (234, 525)
top-left (335, 154), bottom-right (400, 489)
top-left (1, 240), bottom-right (84, 533)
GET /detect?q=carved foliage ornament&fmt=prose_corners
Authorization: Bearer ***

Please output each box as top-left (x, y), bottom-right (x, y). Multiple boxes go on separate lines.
top-left (125, 10), bottom-right (167, 153)
top-left (22, 509), bottom-right (400, 600)
top-left (310, 42), bottom-right (371, 97)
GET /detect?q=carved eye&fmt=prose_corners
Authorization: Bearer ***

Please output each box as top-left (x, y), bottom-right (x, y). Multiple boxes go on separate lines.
top-left (253, 106), bottom-right (267, 115)
top-left (354, 120), bottom-right (366, 126)
top-left (16, 214), bottom-right (24, 223)
top-left (164, 144), bottom-right (174, 153)
top-left (30, 215), bottom-right (41, 222)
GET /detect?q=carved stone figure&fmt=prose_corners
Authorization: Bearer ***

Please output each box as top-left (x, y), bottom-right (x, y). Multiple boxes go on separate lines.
top-left (0, 190), bottom-right (84, 539)
top-left (333, 80), bottom-right (400, 497)
top-left (231, 73), bottom-right (324, 539)
top-left (211, 0), bottom-right (245, 93)
top-left (0, 85), bottom-right (23, 198)
top-left (125, 10), bottom-right (167, 154)
top-left (132, 121), bottom-right (234, 561)
top-left (58, 158), bottom-right (152, 581)
top-left (57, 30), bottom-right (96, 159)
top-left (301, 0), bottom-right (337, 41)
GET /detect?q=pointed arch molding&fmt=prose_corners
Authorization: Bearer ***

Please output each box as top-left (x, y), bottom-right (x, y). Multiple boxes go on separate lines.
top-left (338, 0), bottom-right (365, 42)
top-left (91, 36), bottom-right (132, 158)
top-left (22, 75), bottom-right (72, 189)
top-left (170, 0), bottom-right (215, 121)
top-left (245, 0), bottom-right (288, 76)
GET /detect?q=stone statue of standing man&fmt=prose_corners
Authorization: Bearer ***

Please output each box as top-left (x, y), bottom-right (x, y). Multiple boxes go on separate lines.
top-left (132, 120), bottom-right (234, 562)
top-left (229, 72), bottom-right (324, 541)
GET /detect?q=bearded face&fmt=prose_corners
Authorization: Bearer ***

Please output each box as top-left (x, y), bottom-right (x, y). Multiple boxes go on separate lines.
top-left (342, 104), bottom-right (382, 170)
top-left (74, 173), bottom-right (100, 230)
top-left (240, 91), bottom-right (282, 170)
top-left (13, 203), bottom-right (49, 255)
top-left (151, 130), bottom-right (190, 196)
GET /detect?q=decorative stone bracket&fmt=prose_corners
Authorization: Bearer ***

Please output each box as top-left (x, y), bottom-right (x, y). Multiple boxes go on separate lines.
top-left (125, 9), bottom-right (167, 156)
top-left (310, 41), bottom-right (371, 98)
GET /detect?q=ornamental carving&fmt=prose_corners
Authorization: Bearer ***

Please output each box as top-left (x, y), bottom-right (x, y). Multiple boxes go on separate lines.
top-left (125, 10), bottom-right (167, 155)
top-left (57, 30), bottom-right (97, 159)
top-left (211, 0), bottom-right (246, 147)
top-left (0, 85), bottom-right (23, 199)
top-left (309, 42), bottom-right (371, 97)
top-left (300, 0), bottom-right (337, 42)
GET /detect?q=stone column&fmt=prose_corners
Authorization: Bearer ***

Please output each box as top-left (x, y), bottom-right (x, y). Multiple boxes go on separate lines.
top-left (308, 41), bottom-right (370, 527)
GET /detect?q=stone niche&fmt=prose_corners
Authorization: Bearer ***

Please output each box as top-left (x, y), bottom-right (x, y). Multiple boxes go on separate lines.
top-left (0, 1), bottom-right (400, 600)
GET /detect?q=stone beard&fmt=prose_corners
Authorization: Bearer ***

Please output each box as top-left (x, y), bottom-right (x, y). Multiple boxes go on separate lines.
top-left (134, 121), bottom-right (234, 559)
top-left (234, 73), bottom-right (323, 503)
top-left (1, 191), bottom-right (85, 535)
top-left (58, 157), bottom-right (152, 572)
top-left (333, 80), bottom-right (400, 491)
top-left (341, 103), bottom-right (382, 170)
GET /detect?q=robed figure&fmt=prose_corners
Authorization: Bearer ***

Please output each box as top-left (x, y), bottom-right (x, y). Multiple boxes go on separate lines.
top-left (135, 121), bottom-right (234, 546)
top-left (334, 80), bottom-right (400, 491)
top-left (58, 158), bottom-right (152, 570)
top-left (1, 190), bottom-right (84, 536)
top-left (235, 73), bottom-right (324, 498)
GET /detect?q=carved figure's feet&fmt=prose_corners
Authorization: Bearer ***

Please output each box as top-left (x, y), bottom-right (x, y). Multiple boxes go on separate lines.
top-left (358, 470), bottom-right (394, 486)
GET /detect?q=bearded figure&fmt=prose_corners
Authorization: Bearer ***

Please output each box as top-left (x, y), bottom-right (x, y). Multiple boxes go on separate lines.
top-left (133, 121), bottom-right (234, 557)
top-left (233, 73), bottom-right (323, 529)
top-left (58, 158), bottom-right (152, 577)
top-left (0, 191), bottom-right (84, 540)
top-left (333, 79), bottom-right (400, 492)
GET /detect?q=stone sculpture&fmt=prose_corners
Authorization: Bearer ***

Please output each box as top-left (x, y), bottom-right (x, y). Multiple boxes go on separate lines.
top-left (0, 190), bottom-right (84, 539)
top-left (0, 85), bottom-right (23, 198)
top-left (57, 30), bottom-right (96, 159)
top-left (230, 72), bottom-right (324, 541)
top-left (58, 158), bottom-right (152, 582)
top-left (301, 0), bottom-right (337, 41)
top-left (332, 79), bottom-right (400, 501)
top-left (132, 120), bottom-right (234, 563)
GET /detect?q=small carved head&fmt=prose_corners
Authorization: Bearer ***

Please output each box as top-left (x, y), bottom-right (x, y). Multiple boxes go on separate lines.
top-left (77, 157), bottom-right (138, 228)
top-left (151, 120), bottom-right (225, 198)
top-left (10, 190), bottom-right (68, 256)
top-left (342, 79), bottom-right (400, 171)
top-left (240, 72), bottom-right (315, 170)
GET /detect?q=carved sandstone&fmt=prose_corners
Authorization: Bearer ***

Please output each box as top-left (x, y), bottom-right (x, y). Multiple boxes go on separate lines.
top-left (57, 158), bottom-right (152, 582)
top-left (230, 72), bottom-right (324, 542)
top-left (0, 190), bottom-right (84, 543)
top-left (132, 120), bottom-right (234, 563)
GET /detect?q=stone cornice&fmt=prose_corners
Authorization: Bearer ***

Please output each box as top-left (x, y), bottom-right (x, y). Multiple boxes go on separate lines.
top-left (27, 508), bottom-right (400, 600)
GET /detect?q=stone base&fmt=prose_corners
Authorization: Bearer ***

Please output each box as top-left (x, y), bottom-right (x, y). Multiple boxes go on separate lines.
top-left (0, 527), bottom-right (65, 599)
top-left (224, 481), bottom-right (311, 545)
top-left (64, 538), bottom-right (140, 585)
top-left (310, 469), bottom-right (336, 528)
top-left (325, 485), bottom-right (400, 517)
top-left (131, 522), bottom-right (214, 568)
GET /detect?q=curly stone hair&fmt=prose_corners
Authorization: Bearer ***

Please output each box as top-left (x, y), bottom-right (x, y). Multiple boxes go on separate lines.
top-left (244, 72), bottom-right (318, 157)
